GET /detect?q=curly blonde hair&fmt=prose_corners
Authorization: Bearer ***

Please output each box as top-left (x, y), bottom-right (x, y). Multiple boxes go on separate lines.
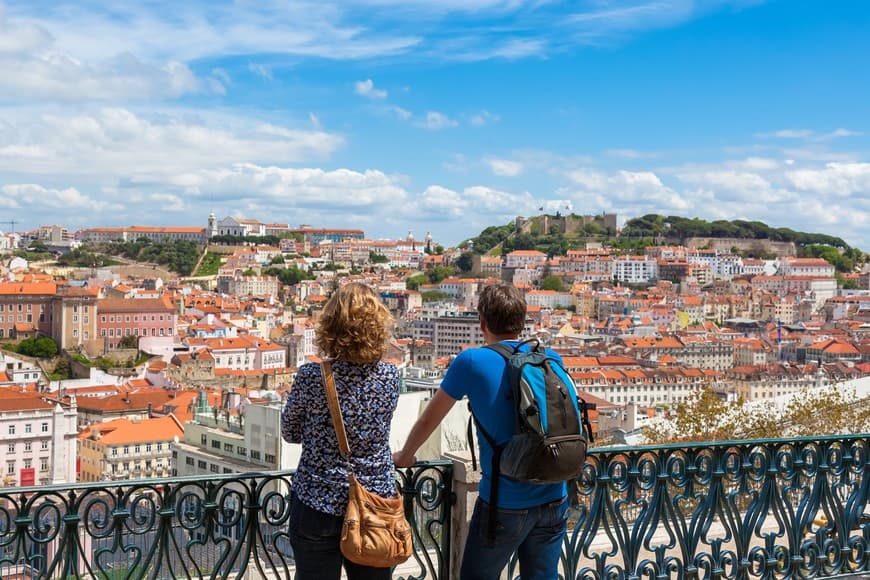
top-left (316, 283), bottom-right (393, 363)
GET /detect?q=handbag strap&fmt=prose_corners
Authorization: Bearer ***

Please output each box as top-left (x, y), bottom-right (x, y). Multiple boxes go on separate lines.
top-left (321, 361), bottom-right (352, 460)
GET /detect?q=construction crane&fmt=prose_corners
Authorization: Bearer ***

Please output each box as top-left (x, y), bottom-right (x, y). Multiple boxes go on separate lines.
top-left (0, 219), bottom-right (16, 233)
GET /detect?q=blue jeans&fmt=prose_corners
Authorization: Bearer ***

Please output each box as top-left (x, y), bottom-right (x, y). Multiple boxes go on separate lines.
top-left (288, 495), bottom-right (392, 580)
top-left (461, 496), bottom-right (568, 580)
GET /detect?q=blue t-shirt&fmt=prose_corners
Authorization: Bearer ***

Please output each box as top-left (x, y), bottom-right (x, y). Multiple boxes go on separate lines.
top-left (440, 341), bottom-right (567, 509)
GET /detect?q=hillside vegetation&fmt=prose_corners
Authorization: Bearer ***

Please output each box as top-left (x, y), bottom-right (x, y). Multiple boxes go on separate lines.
top-left (463, 214), bottom-right (866, 273)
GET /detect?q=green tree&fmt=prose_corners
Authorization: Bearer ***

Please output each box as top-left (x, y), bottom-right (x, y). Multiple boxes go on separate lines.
top-left (421, 290), bottom-right (452, 302)
top-left (405, 274), bottom-right (428, 291)
top-left (541, 275), bottom-right (563, 291)
top-left (17, 337), bottom-right (58, 358)
top-left (369, 251), bottom-right (389, 264)
top-left (426, 265), bottom-right (456, 284)
top-left (455, 252), bottom-right (474, 273)
top-left (119, 335), bottom-right (139, 350)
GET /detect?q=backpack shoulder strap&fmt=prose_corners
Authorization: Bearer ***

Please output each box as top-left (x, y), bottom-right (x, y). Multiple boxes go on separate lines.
top-left (483, 342), bottom-right (515, 359)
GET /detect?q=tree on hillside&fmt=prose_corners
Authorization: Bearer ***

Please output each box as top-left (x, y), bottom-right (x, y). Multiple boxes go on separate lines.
top-left (455, 252), bottom-right (473, 273)
top-left (405, 274), bottom-right (428, 291)
top-left (643, 384), bottom-right (870, 444)
top-left (541, 275), bottom-right (563, 292)
top-left (17, 337), bottom-right (58, 358)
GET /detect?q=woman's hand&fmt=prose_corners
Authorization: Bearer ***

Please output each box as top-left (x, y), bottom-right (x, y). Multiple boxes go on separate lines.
top-left (392, 450), bottom-right (417, 468)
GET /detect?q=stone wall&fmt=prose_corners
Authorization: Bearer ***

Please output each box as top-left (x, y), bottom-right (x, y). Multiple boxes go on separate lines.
top-left (685, 237), bottom-right (796, 257)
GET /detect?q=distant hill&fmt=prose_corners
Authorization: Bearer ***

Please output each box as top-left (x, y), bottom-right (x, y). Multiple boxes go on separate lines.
top-left (462, 214), bottom-right (866, 273)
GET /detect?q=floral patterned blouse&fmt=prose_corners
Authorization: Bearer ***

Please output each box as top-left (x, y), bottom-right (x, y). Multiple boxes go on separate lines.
top-left (281, 360), bottom-right (400, 516)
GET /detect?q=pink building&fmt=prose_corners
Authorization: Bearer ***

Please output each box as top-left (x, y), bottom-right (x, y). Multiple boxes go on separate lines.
top-left (97, 297), bottom-right (178, 350)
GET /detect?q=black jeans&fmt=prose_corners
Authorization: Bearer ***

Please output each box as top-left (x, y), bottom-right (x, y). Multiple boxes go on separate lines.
top-left (289, 494), bottom-right (393, 580)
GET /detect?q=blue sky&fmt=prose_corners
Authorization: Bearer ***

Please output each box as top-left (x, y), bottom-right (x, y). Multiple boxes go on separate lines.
top-left (0, 0), bottom-right (868, 249)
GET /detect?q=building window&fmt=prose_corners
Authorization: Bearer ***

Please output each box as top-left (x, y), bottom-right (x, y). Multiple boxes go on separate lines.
top-left (186, 457), bottom-right (194, 466)
top-left (146, 444), bottom-right (152, 453)
top-left (237, 446), bottom-right (246, 456)
top-left (211, 440), bottom-right (221, 449)
top-left (210, 464), bottom-right (219, 473)
top-left (197, 460), bottom-right (207, 469)
top-left (7, 463), bottom-right (15, 475)
top-left (134, 444), bottom-right (141, 454)
top-left (265, 454), bottom-right (276, 464)
top-left (7, 443), bottom-right (14, 453)
top-left (24, 442), bottom-right (31, 452)
top-left (123, 446), bottom-right (129, 455)
top-left (41, 422), bottom-right (48, 433)
top-left (101, 316), bottom-right (106, 323)
top-left (8, 425), bottom-right (14, 435)
top-left (201, 435), bottom-right (207, 445)
top-left (73, 315), bottom-right (78, 323)
top-left (157, 443), bottom-right (163, 452)
top-left (250, 450), bottom-right (261, 461)
top-left (223, 468), bottom-right (232, 474)
top-left (24, 423), bottom-right (31, 434)
top-left (224, 443), bottom-right (233, 452)
top-left (40, 460), bottom-right (49, 472)
top-left (41, 441), bottom-right (48, 450)
top-left (111, 447), bottom-right (118, 457)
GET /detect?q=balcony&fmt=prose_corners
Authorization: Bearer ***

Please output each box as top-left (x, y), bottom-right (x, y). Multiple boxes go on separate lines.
top-left (0, 434), bottom-right (868, 579)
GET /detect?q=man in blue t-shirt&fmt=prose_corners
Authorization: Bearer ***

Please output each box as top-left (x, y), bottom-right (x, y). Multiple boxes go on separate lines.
top-left (393, 283), bottom-right (568, 580)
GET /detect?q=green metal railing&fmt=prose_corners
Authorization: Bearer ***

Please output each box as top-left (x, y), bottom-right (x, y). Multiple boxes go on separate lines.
top-left (0, 461), bottom-right (453, 579)
top-left (527, 434), bottom-right (870, 580)
top-left (3, 435), bottom-right (870, 579)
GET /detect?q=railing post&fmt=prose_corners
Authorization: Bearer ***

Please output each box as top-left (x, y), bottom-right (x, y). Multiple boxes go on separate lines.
top-left (443, 451), bottom-right (480, 580)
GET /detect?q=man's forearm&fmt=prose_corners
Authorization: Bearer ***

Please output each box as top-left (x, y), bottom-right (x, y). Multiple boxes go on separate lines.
top-left (394, 389), bottom-right (457, 466)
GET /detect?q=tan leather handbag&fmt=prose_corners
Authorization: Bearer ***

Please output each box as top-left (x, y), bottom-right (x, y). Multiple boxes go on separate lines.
top-left (321, 361), bottom-right (413, 568)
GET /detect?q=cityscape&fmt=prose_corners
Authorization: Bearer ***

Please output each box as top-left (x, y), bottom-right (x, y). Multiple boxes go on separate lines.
top-left (1, 0), bottom-right (869, 578)
top-left (0, 210), bottom-right (867, 486)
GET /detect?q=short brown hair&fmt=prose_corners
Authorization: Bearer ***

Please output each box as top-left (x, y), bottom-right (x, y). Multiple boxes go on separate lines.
top-left (316, 283), bottom-right (393, 363)
top-left (477, 283), bottom-right (526, 336)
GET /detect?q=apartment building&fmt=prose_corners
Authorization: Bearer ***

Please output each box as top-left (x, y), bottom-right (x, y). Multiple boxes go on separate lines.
top-left (505, 250), bottom-right (548, 269)
top-left (0, 282), bottom-right (56, 340)
top-left (51, 286), bottom-right (101, 356)
top-left (172, 394), bottom-right (300, 477)
top-left (78, 226), bottom-right (207, 244)
top-left (0, 393), bottom-right (77, 486)
top-left (77, 415), bottom-right (183, 482)
top-left (97, 296), bottom-right (178, 351)
top-left (571, 367), bottom-right (727, 407)
top-left (612, 256), bottom-right (658, 285)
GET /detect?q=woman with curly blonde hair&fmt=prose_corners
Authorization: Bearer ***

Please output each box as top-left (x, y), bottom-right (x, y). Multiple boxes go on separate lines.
top-left (281, 283), bottom-right (398, 580)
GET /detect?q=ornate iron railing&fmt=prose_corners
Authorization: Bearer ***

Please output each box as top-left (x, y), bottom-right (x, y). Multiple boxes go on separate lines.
top-left (0, 460), bottom-right (453, 580)
top-left (5, 436), bottom-right (869, 579)
top-left (508, 434), bottom-right (870, 580)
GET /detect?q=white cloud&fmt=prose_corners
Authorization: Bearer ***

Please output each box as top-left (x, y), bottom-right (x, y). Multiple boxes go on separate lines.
top-left (354, 78), bottom-right (388, 99)
top-left (604, 148), bottom-right (661, 159)
top-left (785, 162), bottom-right (870, 197)
top-left (0, 183), bottom-right (118, 212)
top-left (485, 158), bottom-right (524, 177)
top-left (415, 111), bottom-right (457, 130)
top-left (0, 107), bottom-right (344, 178)
top-left (755, 129), bottom-right (814, 139)
top-left (470, 110), bottom-right (499, 126)
top-left (408, 185), bottom-right (536, 221)
top-left (755, 128), bottom-right (863, 142)
top-left (391, 106), bottom-right (413, 121)
top-left (248, 63), bottom-right (273, 80)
